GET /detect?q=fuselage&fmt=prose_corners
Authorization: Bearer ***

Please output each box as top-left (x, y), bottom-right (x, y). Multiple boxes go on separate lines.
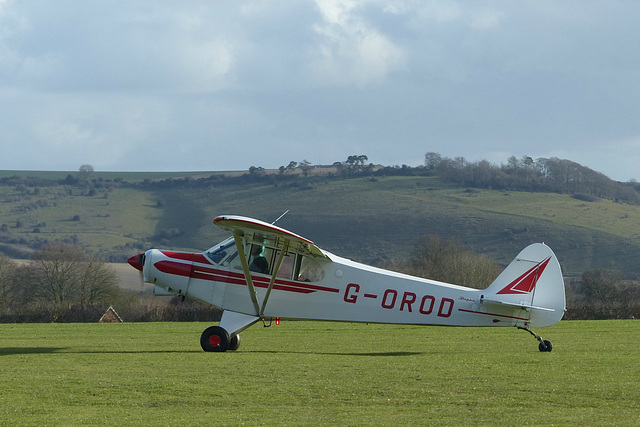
top-left (128, 215), bottom-right (565, 353)
top-left (136, 246), bottom-right (541, 328)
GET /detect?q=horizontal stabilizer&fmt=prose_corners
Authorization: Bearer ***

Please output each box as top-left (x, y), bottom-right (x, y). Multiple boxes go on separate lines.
top-left (481, 297), bottom-right (555, 312)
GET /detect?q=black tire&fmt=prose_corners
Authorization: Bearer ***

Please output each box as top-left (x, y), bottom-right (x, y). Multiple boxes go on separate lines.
top-left (538, 340), bottom-right (553, 352)
top-left (228, 334), bottom-right (241, 351)
top-left (200, 326), bottom-right (230, 352)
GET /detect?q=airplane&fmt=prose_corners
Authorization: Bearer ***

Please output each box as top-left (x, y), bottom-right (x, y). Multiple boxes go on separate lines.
top-left (128, 215), bottom-right (566, 353)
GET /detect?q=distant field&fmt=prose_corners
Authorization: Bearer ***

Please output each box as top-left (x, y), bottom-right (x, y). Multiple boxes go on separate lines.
top-left (155, 176), bottom-right (640, 275)
top-left (0, 170), bottom-right (231, 181)
top-left (0, 320), bottom-right (638, 425)
top-left (2, 172), bottom-right (640, 275)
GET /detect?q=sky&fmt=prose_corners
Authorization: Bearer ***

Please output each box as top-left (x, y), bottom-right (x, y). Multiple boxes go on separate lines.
top-left (1, 1), bottom-right (639, 181)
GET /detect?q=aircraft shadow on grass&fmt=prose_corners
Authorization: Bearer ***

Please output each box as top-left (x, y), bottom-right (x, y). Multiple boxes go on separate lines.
top-left (0, 347), bottom-right (202, 356)
top-left (0, 347), bottom-right (68, 356)
top-left (231, 350), bottom-right (424, 357)
top-left (326, 351), bottom-right (422, 357)
top-left (0, 347), bottom-right (421, 357)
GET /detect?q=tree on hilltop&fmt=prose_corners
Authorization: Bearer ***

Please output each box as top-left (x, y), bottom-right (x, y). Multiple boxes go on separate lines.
top-left (78, 164), bottom-right (94, 181)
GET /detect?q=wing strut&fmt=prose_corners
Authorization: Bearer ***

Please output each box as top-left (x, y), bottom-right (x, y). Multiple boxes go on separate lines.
top-left (260, 239), bottom-right (288, 316)
top-left (233, 232), bottom-right (260, 316)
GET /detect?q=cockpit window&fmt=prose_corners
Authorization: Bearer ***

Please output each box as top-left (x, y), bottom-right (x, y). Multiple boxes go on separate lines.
top-left (296, 256), bottom-right (325, 282)
top-left (276, 252), bottom-right (296, 279)
top-left (204, 236), bottom-right (325, 282)
top-left (204, 238), bottom-right (236, 264)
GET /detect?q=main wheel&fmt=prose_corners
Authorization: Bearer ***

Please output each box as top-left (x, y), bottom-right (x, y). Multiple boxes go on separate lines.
top-left (200, 326), bottom-right (230, 352)
top-left (538, 339), bottom-right (553, 352)
top-left (228, 334), bottom-right (241, 351)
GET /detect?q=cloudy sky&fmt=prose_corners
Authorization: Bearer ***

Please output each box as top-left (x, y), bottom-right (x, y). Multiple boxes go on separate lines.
top-left (1, 1), bottom-right (639, 181)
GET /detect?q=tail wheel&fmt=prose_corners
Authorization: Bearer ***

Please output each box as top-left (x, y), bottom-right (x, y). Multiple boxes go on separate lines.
top-left (518, 326), bottom-right (553, 352)
top-left (228, 334), bottom-right (241, 351)
top-left (200, 326), bottom-right (230, 352)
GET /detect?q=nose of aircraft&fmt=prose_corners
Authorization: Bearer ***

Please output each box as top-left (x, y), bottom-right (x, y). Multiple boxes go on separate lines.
top-left (127, 253), bottom-right (145, 271)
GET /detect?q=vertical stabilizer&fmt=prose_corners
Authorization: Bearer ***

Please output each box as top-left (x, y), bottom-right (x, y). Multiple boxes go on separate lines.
top-left (483, 243), bottom-right (565, 327)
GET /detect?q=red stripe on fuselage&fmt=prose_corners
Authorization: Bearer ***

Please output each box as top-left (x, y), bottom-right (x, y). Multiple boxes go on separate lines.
top-left (160, 251), bottom-right (209, 264)
top-left (154, 259), bottom-right (339, 295)
top-left (155, 260), bottom-right (192, 276)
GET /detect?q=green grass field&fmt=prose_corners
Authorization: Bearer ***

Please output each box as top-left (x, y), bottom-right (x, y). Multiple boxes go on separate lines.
top-left (1, 320), bottom-right (638, 425)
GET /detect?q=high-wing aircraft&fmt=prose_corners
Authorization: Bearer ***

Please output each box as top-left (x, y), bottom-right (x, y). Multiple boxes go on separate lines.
top-left (128, 215), bottom-right (566, 353)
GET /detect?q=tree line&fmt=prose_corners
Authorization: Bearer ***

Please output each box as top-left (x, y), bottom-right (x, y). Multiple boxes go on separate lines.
top-left (2, 154), bottom-right (638, 205)
top-left (386, 236), bottom-right (639, 320)
top-left (0, 244), bottom-right (221, 323)
top-left (419, 153), bottom-right (640, 205)
top-left (0, 244), bottom-right (121, 322)
top-left (135, 153), bottom-right (640, 204)
top-left (1, 238), bottom-right (636, 323)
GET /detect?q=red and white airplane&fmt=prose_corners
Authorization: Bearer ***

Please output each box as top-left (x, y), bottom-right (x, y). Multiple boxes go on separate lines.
top-left (128, 215), bottom-right (566, 352)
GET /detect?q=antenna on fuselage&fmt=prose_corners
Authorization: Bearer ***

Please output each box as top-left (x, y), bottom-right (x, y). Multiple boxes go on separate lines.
top-left (272, 210), bottom-right (289, 225)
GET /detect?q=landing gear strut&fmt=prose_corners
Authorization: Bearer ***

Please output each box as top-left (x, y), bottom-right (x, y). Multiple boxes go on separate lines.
top-left (517, 326), bottom-right (553, 352)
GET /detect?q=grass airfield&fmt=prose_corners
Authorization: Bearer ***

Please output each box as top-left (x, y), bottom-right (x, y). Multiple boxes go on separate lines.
top-left (1, 320), bottom-right (638, 426)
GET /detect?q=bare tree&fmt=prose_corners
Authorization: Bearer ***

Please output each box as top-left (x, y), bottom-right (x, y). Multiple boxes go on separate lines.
top-left (582, 269), bottom-right (623, 306)
top-left (76, 257), bottom-right (120, 310)
top-left (406, 235), bottom-right (501, 289)
top-left (286, 161), bottom-right (298, 174)
top-left (568, 269), bottom-right (640, 319)
top-left (31, 243), bottom-right (121, 321)
top-left (0, 255), bottom-right (17, 316)
top-left (298, 160), bottom-right (313, 177)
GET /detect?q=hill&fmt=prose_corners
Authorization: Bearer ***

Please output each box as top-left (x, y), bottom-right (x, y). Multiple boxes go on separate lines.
top-left (1, 168), bottom-right (640, 277)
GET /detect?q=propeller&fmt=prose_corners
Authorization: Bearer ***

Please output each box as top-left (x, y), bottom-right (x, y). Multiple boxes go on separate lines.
top-left (127, 253), bottom-right (145, 272)
top-left (127, 252), bottom-right (146, 292)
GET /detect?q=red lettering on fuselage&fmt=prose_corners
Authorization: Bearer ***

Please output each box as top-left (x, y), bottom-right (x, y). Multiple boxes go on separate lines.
top-left (419, 295), bottom-right (435, 315)
top-left (438, 298), bottom-right (454, 317)
top-left (343, 284), bottom-right (455, 318)
top-left (344, 283), bottom-right (359, 303)
top-left (381, 289), bottom-right (397, 309)
top-left (400, 292), bottom-right (416, 312)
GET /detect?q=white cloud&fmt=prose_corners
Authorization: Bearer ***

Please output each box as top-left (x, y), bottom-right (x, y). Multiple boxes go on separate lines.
top-left (0, 2), bottom-right (238, 94)
top-left (0, 1), bottom-right (639, 182)
top-left (310, 0), bottom-right (406, 86)
top-left (138, 34), bottom-right (235, 94)
top-left (8, 92), bottom-right (171, 170)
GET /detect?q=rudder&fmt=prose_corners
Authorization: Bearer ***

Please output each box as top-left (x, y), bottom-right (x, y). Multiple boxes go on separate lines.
top-left (484, 243), bottom-right (565, 327)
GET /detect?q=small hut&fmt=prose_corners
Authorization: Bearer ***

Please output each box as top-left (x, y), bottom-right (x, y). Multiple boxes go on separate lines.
top-left (99, 306), bottom-right (123, 323)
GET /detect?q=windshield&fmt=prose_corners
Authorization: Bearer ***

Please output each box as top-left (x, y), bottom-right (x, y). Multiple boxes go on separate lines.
top-left (204, 238), bottom-right (236, 264)
top-left (203, 236), bottom-right (326, 282)
top-left (297, 256), bottom-right (325, 282)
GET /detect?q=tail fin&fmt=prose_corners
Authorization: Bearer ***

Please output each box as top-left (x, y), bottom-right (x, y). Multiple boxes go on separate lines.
top-left (483, 243), bottom-right (565, 327)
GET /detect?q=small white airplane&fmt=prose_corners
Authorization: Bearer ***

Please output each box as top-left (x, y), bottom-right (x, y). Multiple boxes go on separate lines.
top-left (128, 215), bottom-right (566, 352)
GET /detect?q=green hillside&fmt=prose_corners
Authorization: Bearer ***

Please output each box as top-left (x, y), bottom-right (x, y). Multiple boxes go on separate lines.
top-left (1, 171), bottom-right (639, 277)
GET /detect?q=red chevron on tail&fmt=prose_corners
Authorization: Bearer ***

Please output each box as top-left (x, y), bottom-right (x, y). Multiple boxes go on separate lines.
top-left (496, 257), bottom-right (551, 295)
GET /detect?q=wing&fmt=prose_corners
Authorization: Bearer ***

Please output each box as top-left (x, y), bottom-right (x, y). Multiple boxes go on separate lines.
top-left (213, 215), bottom-right (329, 259)
top-left (213, 215), bottom-right (330, 318)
